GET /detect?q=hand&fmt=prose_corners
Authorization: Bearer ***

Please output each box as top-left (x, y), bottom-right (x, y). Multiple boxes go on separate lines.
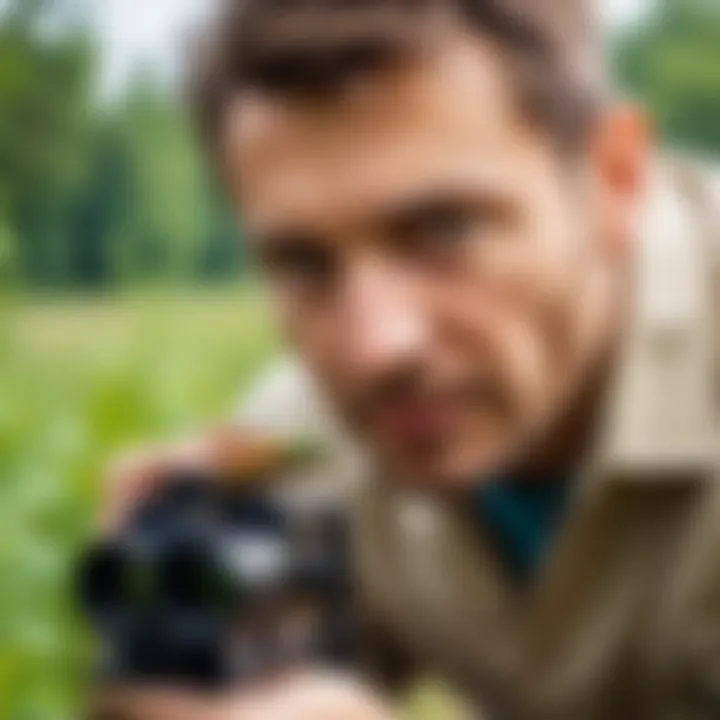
top-left (89, 671), bottom-right (397, 720)
top-left (101, 426), bottom-right (285, 534)
top-left (102, 433), bottom-right (210, 534)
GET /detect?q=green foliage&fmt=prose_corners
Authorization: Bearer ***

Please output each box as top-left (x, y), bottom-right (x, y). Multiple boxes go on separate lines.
top-left (0, 2), bottom-right (240, 292)
top-left (74, 82), bottom-right (226, 288)
top-left (0, 287), bottom-right (457, 719)
top-left (0, 218), bottom-right (18, 288)
top-left (0, 1), bottom-right (95, 287)
top-left (0, 288), bottom-right (278, 719)
top-left (614, 0), bottom-right (720, 156)
top-left (3, 0), bottom-right (720, 292)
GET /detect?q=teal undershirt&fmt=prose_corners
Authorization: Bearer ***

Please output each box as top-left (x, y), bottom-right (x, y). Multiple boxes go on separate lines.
top-left (474, 477), bottom-right (572, 583)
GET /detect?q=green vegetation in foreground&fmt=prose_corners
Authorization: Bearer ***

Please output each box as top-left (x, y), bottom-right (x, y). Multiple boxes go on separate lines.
top-left (0, 288), bottom-right (279, 720)
top-left (0, 288), bottom-right (460, 719)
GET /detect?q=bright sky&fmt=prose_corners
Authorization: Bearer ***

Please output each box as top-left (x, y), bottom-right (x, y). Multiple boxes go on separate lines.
top-left (92, 0), bottom-right (652, 98)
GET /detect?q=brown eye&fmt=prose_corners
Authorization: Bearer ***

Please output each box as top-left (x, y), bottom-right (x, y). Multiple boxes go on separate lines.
top-left (263, 241), bottom-right (336, 294)
top-left (418, 207), bottom-right (474, 247)
top-left (393, 202), bottom-right (477, 259)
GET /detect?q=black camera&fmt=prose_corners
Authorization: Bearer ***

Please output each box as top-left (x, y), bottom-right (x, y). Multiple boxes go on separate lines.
top-left (76, 471), bottom-right (355, 688)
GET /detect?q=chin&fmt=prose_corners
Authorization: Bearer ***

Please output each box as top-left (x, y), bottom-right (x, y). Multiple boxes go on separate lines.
top-left (390, 443), bottom-right (509, 491)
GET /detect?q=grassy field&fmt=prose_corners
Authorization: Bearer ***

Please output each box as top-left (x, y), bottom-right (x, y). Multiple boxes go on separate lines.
top-left (0, 288), bottom-right (280, 720)
top-left (0, 288), bottom-right (458, 720)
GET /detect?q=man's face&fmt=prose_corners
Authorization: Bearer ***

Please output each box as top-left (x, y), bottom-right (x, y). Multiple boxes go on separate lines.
top-left (226, 33), bottom-right (637, 488)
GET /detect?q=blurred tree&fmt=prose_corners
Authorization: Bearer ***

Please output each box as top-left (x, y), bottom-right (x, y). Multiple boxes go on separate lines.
top-left (0, 0), bottom-right (241, 292)
top-left (65, 119), bottom-right (129, 288)
top-left (0, 0), bottom-right (95, 287)
top-left (614, 0), bottom-right (720, 156)
top-left (109, 75), bottom-right (211, 285)
top-left (199, 187), bottom-right (244, 282)
top-left (3, 0), bottom-right (720, 292)
top-left (0, 216), bottom-right (18, 299)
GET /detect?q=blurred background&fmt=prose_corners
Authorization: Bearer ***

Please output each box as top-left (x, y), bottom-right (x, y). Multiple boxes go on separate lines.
top-left (1, 0), bottom-right (719, 717)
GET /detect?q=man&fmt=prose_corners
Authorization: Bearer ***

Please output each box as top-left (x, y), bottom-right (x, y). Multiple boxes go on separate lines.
top-left (96, 0), bottom-right (720, 718)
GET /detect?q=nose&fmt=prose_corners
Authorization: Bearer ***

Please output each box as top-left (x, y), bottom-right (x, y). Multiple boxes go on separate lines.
top-left (341, 257), bottom-right (430, 382)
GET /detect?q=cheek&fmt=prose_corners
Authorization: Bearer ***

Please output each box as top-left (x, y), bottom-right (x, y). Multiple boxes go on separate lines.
top-left (496, 202), bottom-right (584, 372)
top-left (435, 278), bottom-right (555, 412)
top-left (509, 212), bottom-right (580, 317)
top-left (460, 202), bottom-right (580, 331)
top-left (264, 287), bottom-right (323, 366)
top-left (432, 229), bottom-right (577, 415)
top-left (480, 308), bottom-right (557, 420)
top-left (274, 295), bottom-right (351, 390)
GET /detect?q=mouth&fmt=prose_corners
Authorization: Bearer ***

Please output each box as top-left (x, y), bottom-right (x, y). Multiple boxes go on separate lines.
top-left (367, 396), bottom-right (457, 448)
top-left (357, 376), bottom-right (511, 452)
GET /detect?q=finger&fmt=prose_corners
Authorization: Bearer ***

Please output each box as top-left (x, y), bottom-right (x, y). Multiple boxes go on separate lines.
top-left (101, 455), bottom-right (160, 535)
top-left (235, 672), bottom-right (392, 720)
top-left (89, 687), bottom-right (221, 720)
top-left (101, 439), bottom-right (211, 534)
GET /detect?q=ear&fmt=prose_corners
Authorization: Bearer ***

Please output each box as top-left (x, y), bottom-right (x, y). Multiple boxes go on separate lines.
top-left (589, 104), bottom-right (652, 256)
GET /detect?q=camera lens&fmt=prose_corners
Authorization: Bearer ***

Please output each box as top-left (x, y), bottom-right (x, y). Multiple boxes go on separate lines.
top-left (157, 539), bottom-right (235, 616)
top-left (78, 542), bottom-right (132, 622)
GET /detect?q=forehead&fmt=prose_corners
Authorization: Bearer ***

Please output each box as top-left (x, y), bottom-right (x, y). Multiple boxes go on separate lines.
top-left (224, 33), bottom-right (552, 233)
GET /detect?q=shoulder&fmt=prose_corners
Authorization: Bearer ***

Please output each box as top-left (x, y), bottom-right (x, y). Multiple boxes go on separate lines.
top-left (636, 154), bottom-right (720, 344)
top-left (238, 355), bottom-right (330, 434)
top-left (665, 152), bottom-right (720, 205)
top-left (238, 355), bottom-right (369, 514)
top-left (656, 153), bottom-right (720, 247)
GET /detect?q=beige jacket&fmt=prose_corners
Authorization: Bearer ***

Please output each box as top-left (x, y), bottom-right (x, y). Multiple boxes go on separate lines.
top-left (239, 156), bottom-right (720, 719)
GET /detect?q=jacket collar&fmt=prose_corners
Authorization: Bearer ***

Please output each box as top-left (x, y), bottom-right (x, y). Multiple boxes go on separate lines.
top-left (589, 163), bottom-right (718, 485)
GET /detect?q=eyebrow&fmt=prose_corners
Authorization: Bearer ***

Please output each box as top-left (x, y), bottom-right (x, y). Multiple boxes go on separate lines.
top-left (373, 185), bottom-right (517, 237)
top-left (252, 228), bottom-right (332, 270)
top-left (249, 178), bottom-right (519, 257)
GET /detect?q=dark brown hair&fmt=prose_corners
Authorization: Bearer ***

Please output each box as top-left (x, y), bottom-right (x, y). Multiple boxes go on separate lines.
top-left (191, 0), bottom-right (604, 162)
